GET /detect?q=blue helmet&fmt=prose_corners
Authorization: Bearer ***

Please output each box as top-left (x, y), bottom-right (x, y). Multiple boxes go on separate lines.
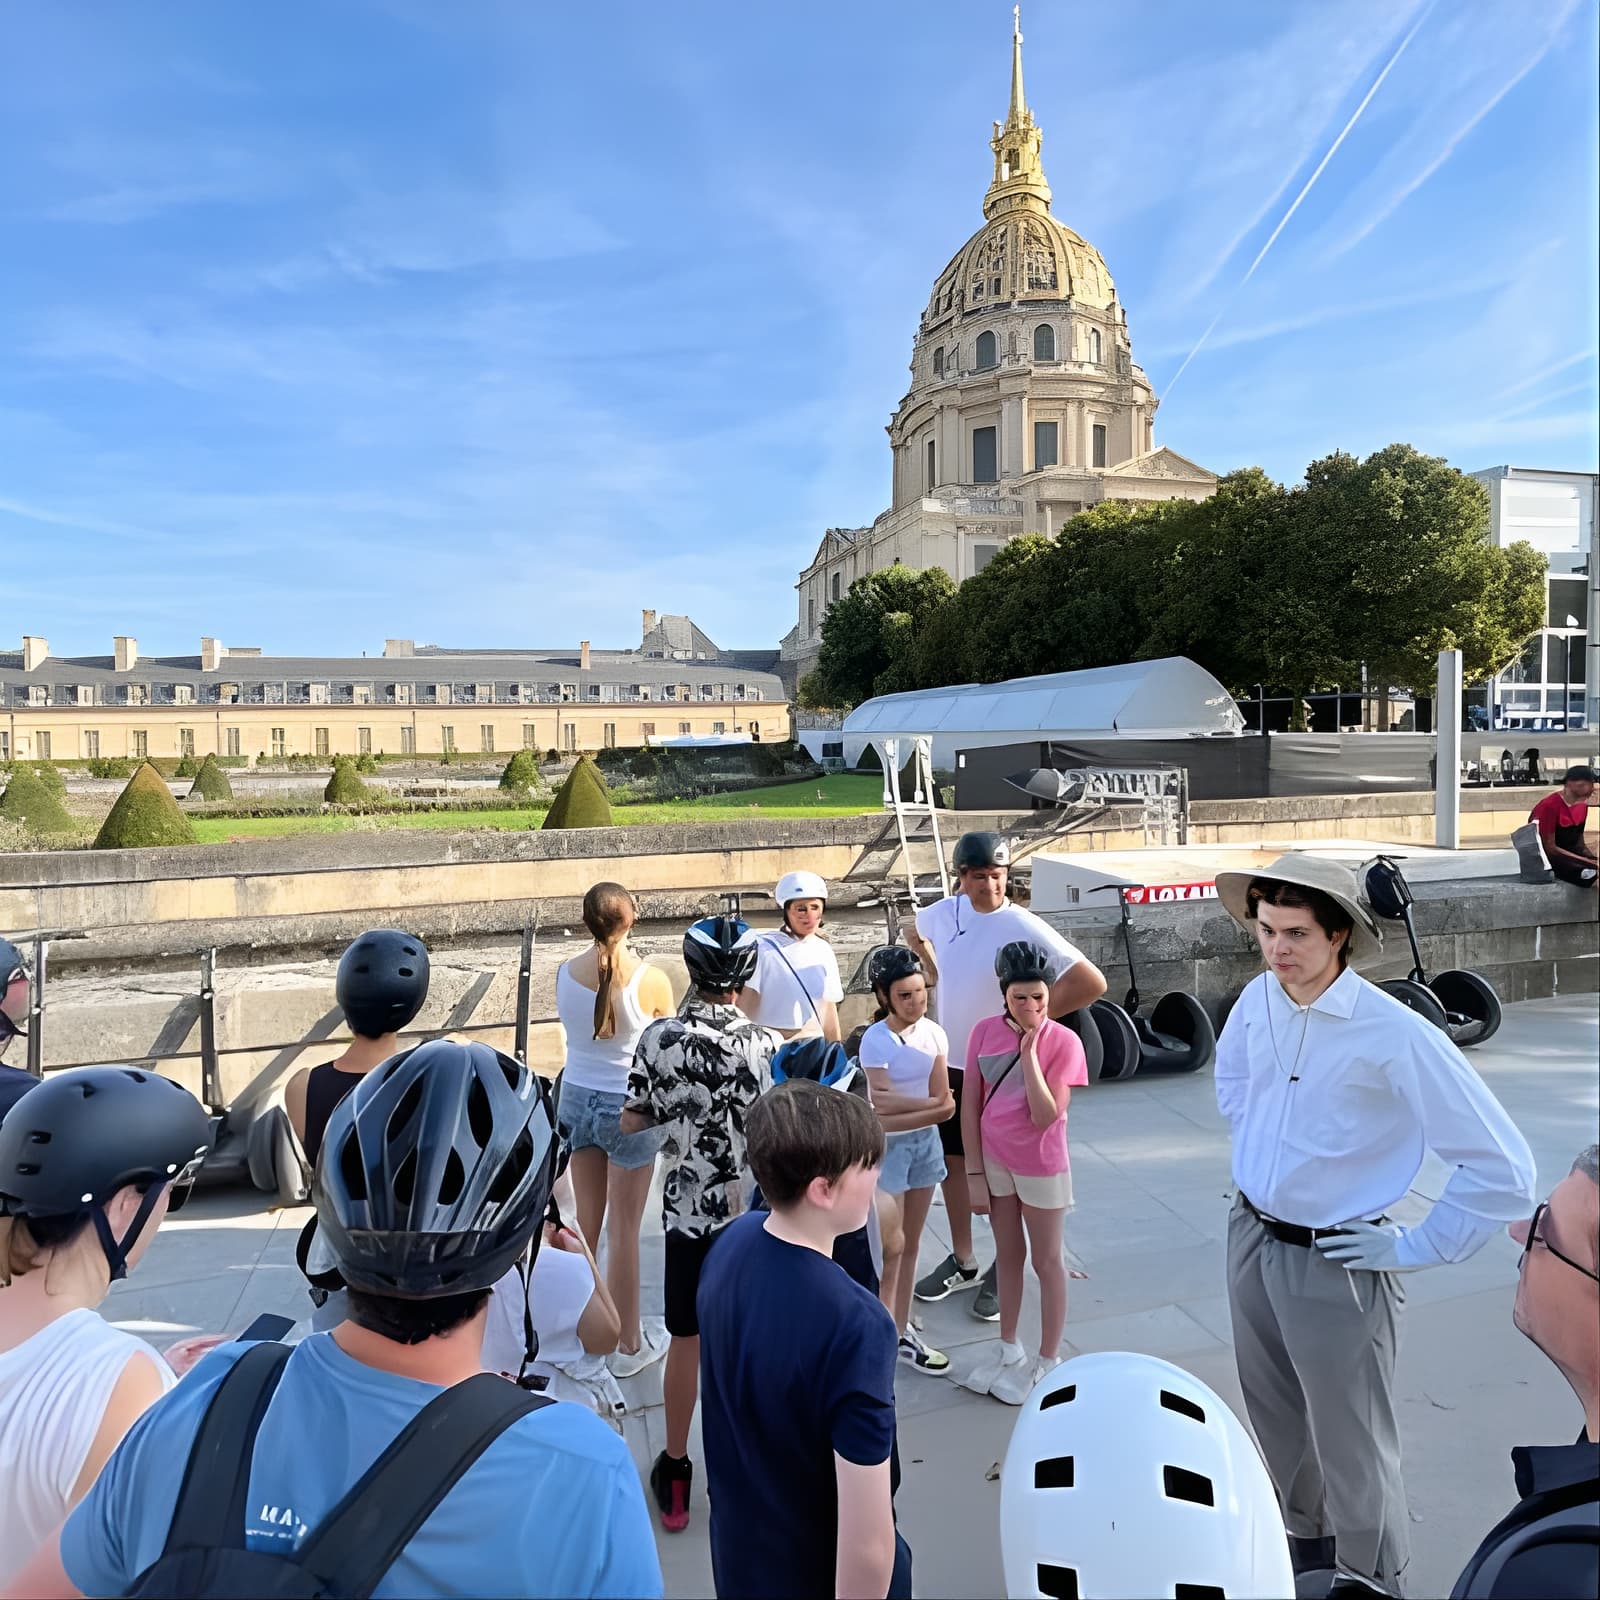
top-left (683, 915), bottom-right (761, 996)
top-left (770, 1036), bottom-right (866, 1099)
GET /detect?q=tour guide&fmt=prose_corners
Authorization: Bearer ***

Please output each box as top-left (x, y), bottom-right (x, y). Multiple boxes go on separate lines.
top-left (1212, 854), bottom-right (1536, 1598)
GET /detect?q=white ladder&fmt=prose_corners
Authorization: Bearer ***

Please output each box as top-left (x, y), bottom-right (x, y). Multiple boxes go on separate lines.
top-left (880, 736), bottom-right (950, 905)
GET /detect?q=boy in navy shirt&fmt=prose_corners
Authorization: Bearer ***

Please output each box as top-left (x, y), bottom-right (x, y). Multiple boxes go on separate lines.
top-left (696, 1080), bottom-right (907, 1600)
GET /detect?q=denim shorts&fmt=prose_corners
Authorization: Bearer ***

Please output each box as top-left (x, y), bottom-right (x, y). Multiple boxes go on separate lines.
top-left (878, 1126), bottom-right (947, 1195)
top-left (557, 1082), bottom-right (663, 1171)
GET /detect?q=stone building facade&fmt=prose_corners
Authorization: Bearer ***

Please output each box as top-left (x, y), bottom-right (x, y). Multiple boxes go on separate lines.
top-left (787, 11), bottom-right (1215, 679)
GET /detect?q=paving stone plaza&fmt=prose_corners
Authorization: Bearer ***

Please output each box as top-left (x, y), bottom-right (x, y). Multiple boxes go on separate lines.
top-left (102, 994), bottom-right (1597, 1600)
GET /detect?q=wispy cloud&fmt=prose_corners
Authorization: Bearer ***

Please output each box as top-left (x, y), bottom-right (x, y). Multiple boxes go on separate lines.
top-left (1495, 349), bottom-right (1597, 402)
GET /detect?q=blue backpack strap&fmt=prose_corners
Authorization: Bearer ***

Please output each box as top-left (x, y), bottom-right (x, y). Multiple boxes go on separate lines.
top-left (160, 1342), bottom-right (293, 1555)
top-left (293, 1373), bottom-right (552, 1598)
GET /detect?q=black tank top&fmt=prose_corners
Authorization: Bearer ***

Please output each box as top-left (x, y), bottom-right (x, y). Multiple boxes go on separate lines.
top-left (301, 1063), bottom-right (368, 1167)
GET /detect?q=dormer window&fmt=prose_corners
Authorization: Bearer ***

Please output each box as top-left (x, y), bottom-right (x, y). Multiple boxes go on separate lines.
top-left (309, 682), bottom-right (328, 704)
top-left (174, 683), bottom-right (194, 705)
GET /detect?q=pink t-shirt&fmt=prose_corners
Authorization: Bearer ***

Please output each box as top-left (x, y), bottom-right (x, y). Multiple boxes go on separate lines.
top-left (967, 1014), bottom-right (1087, 1177)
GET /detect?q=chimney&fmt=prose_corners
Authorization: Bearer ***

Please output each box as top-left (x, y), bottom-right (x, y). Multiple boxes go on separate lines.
top-left (384, 639), bottom-right (415, 658)
top-left (580, 640), bottom-right (591, 671)
top-left (114, 636), bottom-right (138, 672)
top-left (641, 608), bottom-right (657, 639)
top-left (22, 636), bottom-right (48, 672)
top-left (200, 637), bottom-right (224, 672)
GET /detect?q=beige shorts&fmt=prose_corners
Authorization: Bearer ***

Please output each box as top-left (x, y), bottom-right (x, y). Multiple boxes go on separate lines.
top-left (982, 1157), bottom-right (1074, 1210)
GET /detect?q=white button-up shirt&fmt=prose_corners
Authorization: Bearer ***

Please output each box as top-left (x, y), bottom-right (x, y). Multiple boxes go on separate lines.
top-left (1215, 966), bottom-right (1536, 1266)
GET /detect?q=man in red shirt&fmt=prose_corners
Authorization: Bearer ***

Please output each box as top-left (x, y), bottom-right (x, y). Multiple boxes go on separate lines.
top-left (1530, 765), bottom-right (1597, 889)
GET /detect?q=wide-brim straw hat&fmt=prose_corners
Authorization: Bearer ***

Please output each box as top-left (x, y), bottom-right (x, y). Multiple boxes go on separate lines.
top-left (1214, 853), bottom-right (1384, 965)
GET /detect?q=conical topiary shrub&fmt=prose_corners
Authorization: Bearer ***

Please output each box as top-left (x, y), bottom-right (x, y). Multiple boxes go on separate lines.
top-left (188, 754), bottom-right (234, 802)
top-left (499, 749), bottom-right (539, 795)
top-left (93, 762), bottom-right (196, 849)
top-left (541, 754), bottom-right (613, 830)
top-left (324, 757), bottom-right (368, 807)
top-left (173, 754), bottom-right (199, 779)
top-left (33, 763), bottom-right (66, 796)
top-left (0, 764), bottom-right (74, 835)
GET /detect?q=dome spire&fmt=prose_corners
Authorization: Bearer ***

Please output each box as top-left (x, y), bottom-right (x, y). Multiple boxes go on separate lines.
top-left (984, 4), bottom-right (1051, 220)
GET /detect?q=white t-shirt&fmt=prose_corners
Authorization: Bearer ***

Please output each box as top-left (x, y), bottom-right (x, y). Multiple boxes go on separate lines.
top-left (743, 931), bottom-right (844, 1031)
top-left (0, 1308), bottom-right (173, 1588)
top-left (480, 1247), bottom-right (594, 1378)
top-left (914, 896), bottom-right (1084, 1070)
top-left (858, 1017), bottom-right (949, 1099)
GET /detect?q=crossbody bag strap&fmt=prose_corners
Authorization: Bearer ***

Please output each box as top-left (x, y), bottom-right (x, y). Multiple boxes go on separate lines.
top-left (160, 1341), bottom-right (292, 1554)
top-left (294, 1373), bottom-right (553, 1598)
top-left (768, 938), bottom-right (825, 1030)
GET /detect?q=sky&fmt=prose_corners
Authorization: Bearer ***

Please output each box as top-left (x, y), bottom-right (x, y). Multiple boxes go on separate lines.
top-left (2, 0), bottom-right (1595, 660)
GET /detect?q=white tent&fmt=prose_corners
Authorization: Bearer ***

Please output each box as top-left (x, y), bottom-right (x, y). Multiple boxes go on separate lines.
top-left (840, 656), bottom-right (1244, 768)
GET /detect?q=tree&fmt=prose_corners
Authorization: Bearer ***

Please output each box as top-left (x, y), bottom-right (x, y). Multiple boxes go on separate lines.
top-left (0, 764), bottom-right (73, 836)
top-left (93, 763), bottom-right (196, 849)
top-left (808, 564), bottom-right (955, 707)
top-left (324, 758), bottom-right (368, 806)
top-left (188, 755), bottom-right (234, 802)
top-left (541, 754), bottom-right (613, 829)
top-left (499, 749), bottom-right (540, 795)
top-left (911, 535), bottom-right (1053, 687)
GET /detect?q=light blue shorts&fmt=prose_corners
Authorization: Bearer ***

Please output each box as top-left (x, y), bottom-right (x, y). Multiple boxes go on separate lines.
top-left (878, 1125), bottom-right (947, 1195)
top-left (557, 1082), bottom-right (663, 1171)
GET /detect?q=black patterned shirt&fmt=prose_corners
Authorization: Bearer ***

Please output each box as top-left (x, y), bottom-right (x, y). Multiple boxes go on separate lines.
top-left (625, 998), bottom-right (780, 1237)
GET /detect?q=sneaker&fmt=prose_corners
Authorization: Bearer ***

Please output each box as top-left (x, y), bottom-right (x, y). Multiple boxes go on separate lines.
top-left (609, 1320), bottom-right (669, 1380)
top-left (955, 1340), bottom-right (1010, 1396)
top-left (649, 1451), bottom-right (693, 1533)
top-left (914, 1252), bottom-right (981, 1302)
top-left (971, 1261), bottom-right (1000, 1321)
top-left (897, 1327), bottom-right (951, 1374)
top-left (988, 1343), bottom-right (1035, 1406)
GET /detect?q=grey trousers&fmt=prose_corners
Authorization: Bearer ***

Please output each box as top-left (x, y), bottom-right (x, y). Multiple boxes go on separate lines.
top-left (1227, 1198), bottom-right (1411, 1595)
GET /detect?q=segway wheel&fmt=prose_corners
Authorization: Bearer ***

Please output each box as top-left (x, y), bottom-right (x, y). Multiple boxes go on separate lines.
top-left (1137, 991), bottom-right (1217, 1074)
top-left (1378, 978), bottom-right (1449, 1033)
top-left (1429, 968), bottom-right (1503, 1048)
top-left (1088, 998), bottom-right (1142, 1081)
top-left (1062, 1007), bottom-right (1105, 1084)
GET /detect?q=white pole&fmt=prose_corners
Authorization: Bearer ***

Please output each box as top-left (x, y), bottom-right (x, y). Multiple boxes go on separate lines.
top-left (1436, 649), bottom-right (1462, 849)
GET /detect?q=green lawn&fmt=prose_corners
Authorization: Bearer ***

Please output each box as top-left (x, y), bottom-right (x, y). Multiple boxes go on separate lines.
top-left (188, 773), bottom-right (885, 844)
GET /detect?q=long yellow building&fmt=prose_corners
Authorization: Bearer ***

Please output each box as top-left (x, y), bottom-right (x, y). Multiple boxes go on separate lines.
top-left (1, 612), bottom-right (790, 764)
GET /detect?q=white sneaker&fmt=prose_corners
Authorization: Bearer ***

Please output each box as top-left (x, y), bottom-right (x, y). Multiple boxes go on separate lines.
top-left (958, 1339), bottom-right (1023, 1396)
top-left (609, 1321), bottom-right (669, 1380)
top-left (988, 1344), bottom-right (1037, 1406)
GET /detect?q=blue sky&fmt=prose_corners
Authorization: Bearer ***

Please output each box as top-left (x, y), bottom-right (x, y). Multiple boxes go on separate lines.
top-left (2, 0), bottom-right (1595, 659)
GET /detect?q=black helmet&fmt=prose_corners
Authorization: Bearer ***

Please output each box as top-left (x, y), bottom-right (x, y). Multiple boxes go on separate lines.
top-left (954, 831), bottom-right (1011, 871)
top-left (0, 1067), bottom-right (213, 1281)
top-left (868, 945), bottom-right (924, 994)
top-left (313, 1039), bottom-right (555, 1299)
top-left (683, 915), bottom-right (761, 996)
top-left (995, 940), bottom-right (1058, 991)
top-left (336, 929), bottom-right (430, 1039)
top-left (1363, 857), bottom-right (1412, 922)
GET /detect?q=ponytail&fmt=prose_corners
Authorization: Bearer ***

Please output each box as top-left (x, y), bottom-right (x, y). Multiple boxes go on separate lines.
top-left (581, 882), bottom-right (637, 1042)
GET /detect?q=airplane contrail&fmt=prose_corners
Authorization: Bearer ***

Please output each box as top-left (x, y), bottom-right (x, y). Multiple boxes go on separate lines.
top-left (1163, 0), bottom-right (1437, 399)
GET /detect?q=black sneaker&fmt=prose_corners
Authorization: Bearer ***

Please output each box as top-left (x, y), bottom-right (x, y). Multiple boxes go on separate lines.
top-left (897, 1327), bottom-right (951, 1373)
top-left (649, 1450), bottom-right (693, 1533)
top-left (1289, 1536), bottom-right (1336, 1578)
top-left (971, 1260), bottom-right (1000, 1321)
top-left (913, 1251), bottom-right (981, 1302)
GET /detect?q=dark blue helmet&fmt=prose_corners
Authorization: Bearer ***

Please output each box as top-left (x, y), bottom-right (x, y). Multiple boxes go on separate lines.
top-left (770, 1036), bottom-right (865, 1099)
top-left (683, 915), bottom-right (761, 996)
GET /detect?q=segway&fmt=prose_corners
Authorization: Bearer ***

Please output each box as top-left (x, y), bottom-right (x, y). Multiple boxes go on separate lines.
top-left (1364, 856), bottom-right (1503, 1047)
top-left (1088, 885), bottom-right (1217, 1077)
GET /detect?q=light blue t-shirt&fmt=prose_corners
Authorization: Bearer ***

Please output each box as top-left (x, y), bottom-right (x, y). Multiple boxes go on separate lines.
top-left (62, 1333), bottom-right (662, 1600)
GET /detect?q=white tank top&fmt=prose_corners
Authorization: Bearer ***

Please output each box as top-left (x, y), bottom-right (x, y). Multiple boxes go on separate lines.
top-left (557, 957), bottom-right (653, 1094)
top-left (0, 1307), bottom-right (174, 1586)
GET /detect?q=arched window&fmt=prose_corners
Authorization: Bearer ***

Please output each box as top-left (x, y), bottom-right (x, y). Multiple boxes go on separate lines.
top-left (975, 330), bottom-right (997, 369)
top-left (1033, 324), bottom-right (1055, 361)
top-left (932, 346), bottom-right (944, 379)
top-left (1089, 328), bottom-right (1102, 364)
top-left (830, 571), bottom-right (841, 603)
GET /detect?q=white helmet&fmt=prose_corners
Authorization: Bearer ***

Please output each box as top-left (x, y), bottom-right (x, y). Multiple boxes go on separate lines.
top-left (1000, 1351), bottom-right (1293, 1600)
top-left (774, 870), bottom-right (828, 907)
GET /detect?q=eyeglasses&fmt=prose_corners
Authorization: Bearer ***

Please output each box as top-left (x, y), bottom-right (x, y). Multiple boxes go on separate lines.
top-left (1521, 1201), bottom-right (1600, 1283)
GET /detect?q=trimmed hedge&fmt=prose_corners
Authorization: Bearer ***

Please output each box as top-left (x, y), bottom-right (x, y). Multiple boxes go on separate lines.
top-left (324, 759), bottom-right (369, 806)
top-left (541, 755), bottom-right (613, 830)
top-left (188, 755), bottom-right (234, 802)
top-left (0, 764), bottom-right (74, 834)
top-left (499, 749), bottom-right (540, 793)
top-left (94, 763), bottom-right (197, 849)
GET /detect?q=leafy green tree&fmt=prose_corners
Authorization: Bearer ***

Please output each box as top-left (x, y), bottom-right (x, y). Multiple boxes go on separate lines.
top-left (499, 749), bottom-right (540, 794)
top-left (808, 564), bottom-right (955, 707)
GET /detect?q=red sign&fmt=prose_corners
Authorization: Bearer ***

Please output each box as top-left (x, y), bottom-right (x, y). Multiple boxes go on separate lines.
top-left (1123, 882), bottom-right (1218, 904)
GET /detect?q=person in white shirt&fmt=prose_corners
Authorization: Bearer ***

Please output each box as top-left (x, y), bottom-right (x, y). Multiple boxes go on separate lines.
top-left (0, 1067), bottom-right (212, 1589)
top-left (1213, 854), bottom-right (1537, 1600)
top-left (738, 870), bottom-right (844, 1040)
top-left (857, 946), bottom-right (956, 1375)
top-left (905, 832), bottom-right (1105, 1321)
